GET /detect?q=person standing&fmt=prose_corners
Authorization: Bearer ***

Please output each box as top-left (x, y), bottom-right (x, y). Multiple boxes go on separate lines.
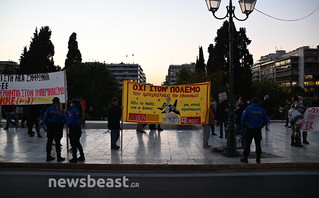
top-left (241, 97), bottom-right (269, 164)
top-left (3, 105), bottom-right (18, 130)
top-left (79, 96), bottom-right (87, 126)
top-left (235, 98), bottom-right (247, 147)
top-left (15, 106), bottom-right (24, 127)
top-left (216, 99), bottom-right (229, 138)
top-left (107, 97), bottom-right (122, 150)
top-left (289, 96), bottom-right (304, 148)
top-left (43, 97), bottom-right (67, 162)
top-left (25, 105), bottom-right (42, 137)
top-left (203, 97), bottom-right (215, 148)
top-left (210, 97), bottom-right (217, 135)
top-left (296, 96), bottom-right (308, 144)
top-left (79, 96), bottom-right (87, 113)
top-left (67, 98), bottom-right (85, 163)
top-left (289, 95), bottom-right (299, 146)
top-left (261, 95), bottom-right (272, 131)
top-left (284, 99), bottom-right (292, 127)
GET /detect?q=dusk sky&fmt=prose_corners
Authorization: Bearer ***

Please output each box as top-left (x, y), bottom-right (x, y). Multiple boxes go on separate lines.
top-left (1, 0), bottom-right (319, 85)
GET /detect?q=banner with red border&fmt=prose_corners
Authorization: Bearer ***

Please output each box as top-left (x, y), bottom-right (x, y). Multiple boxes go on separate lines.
top-left (0, 71), bottom-right (67, 105)
top-left (122, 81), bottom-right (211, 125)
top-left (301, 107), bottom-right (319, 131)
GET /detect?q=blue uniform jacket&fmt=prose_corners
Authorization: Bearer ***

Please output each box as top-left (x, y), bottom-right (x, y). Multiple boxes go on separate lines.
top-left (43, 104), bottom-right (67, 125)
top-left (67, 106), bottom-right (83, 127)
top-left (241, 104), bottom-right (269, 129)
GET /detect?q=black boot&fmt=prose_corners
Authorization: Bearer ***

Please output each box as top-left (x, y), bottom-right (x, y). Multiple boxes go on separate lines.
top-left (69, 158), bottom-right (77, 163)
top-left (37, 131), bottom-right (42, 138)
top-left (70, 150), bottom-right (78, 163)
top-left (256, 155), bottom-right (261, 163)
top-left (57, 154), bottom-right (65, 162)
top-left (303, 132), bottom-right (309, 144)
top-left (240, 156), bottom-right (248, 163)
top-left (294, 137), bottom-right (303, 147)
top-left (46, 154), bottom-right (55, 161)
top-left (78, 153), bottom-right (85, 161)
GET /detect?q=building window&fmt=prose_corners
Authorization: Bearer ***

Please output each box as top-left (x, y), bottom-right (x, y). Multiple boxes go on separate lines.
top-left (279, 82), bottom-right (291, 87)
top-left (304, 81), bottom-right (315, 86)
top-left (305, 88), bottom-right (315, 92)
top-left (305, 75), bottom-right (313, 80)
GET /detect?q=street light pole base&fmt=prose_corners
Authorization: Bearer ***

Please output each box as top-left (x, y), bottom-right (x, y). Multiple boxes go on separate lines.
top-left (222, 147), bottom-right (239, 157)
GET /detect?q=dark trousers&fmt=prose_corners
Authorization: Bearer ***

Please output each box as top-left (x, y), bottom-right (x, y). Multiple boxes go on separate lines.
top-left (69, 125), bottom-right (83, 158)
top-left (111, 129), bottom-right (120, 147)
top-left (243, 128), bottom-right (262, 158)
top-left (210, 124), bottom-right (215, 134)
top-left (46, 124), bottom-right (63, 156)
top-left (5, 112), bottom-right (17, 128)
top-left (27, 115), bottom-right (39, 134)
top-left (219, 120), bottom-right (228, 137)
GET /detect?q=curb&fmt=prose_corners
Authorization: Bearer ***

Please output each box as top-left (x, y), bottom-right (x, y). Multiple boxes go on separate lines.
top-left (1, 162), bottom-right (319, 171)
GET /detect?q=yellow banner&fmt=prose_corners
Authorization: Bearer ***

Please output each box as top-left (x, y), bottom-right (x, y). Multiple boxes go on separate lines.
top-left (122, 81), bottom-right (211, 125)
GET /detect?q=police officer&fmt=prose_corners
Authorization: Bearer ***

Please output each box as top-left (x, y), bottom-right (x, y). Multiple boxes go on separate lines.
top-left (241, 97), bottom-right (269, 163)
top-left (43, 97), bottom-right (67, 161)
top-left (67, 98), bottom-right (85, 163)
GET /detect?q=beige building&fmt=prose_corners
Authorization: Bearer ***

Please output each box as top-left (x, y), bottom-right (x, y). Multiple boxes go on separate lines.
top-left (105, 63), bottom-right (146, 88)
top-left (0, 61), bottom-right (18, 73)
top-left (166, 63), bottom-right (195, 86)
top-left (252, 46), bottom-right (319, 96)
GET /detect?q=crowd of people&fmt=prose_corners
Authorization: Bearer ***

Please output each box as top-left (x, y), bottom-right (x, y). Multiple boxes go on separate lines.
top-left (2, 97), bottom-right (86, 163)
top-left (203, 94), bottom-right (319, 163)
top-left (1, 94), bottom-right (318, 164)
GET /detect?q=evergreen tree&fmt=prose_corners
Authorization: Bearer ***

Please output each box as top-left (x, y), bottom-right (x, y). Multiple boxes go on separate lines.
top-left (176, 67), bottom-right (193, 85)
top-left (207, 22), bottom-right (229, 75)
top-left (206, 20), bottom-right (253, 98)
top-left (65, 32), bottom-right (82, 68)
top-left (66, 62), bottom-right (120, 119)
top-left (195, 46), bottom-right (206, 75)
top-left (176, 46), bottom-right (207, 85)
top-left (19, 26), bottom-right (57, 74)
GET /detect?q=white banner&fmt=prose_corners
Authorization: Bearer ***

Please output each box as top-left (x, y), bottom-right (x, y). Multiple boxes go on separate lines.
top-left (301, 107), bottom-right (319, 132)
top-left (0, 71), bottom-right (67, 105)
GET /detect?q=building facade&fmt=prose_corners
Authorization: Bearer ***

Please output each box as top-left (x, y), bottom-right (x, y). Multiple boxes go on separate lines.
top-left (0, 61), bottom-right (19, 73)
top-left (252, 46), bottom-right (319, 96)
top-left (166, 63), bottom-right (195, 86)
top-left (105, 63), bottom-right (146, 88)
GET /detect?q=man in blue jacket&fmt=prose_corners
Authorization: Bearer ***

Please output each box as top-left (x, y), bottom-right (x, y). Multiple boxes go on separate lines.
top-left (241, 97), bottom-right (269, 163)
top-left (107, 97), bottom-right (122, 150)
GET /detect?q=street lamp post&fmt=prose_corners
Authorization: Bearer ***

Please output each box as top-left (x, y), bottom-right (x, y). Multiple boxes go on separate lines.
top-left (205, 0), bottom-right (257, 157)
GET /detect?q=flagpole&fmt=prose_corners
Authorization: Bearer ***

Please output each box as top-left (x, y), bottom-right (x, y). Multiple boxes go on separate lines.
top-left (63, 70), bottom-right (70, 152)
top-left (65, 103), bottom-right (69, 152)
top-left (120, 80), bottom-right (126, 153)
top-left (204, 124), bottom-right (209, 147)
top-left (121, 119), bottom-right (123, 152)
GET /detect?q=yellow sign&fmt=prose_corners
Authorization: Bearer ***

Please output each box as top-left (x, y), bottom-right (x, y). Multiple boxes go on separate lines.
top-left (122, 81), bottom-right (211, 125)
